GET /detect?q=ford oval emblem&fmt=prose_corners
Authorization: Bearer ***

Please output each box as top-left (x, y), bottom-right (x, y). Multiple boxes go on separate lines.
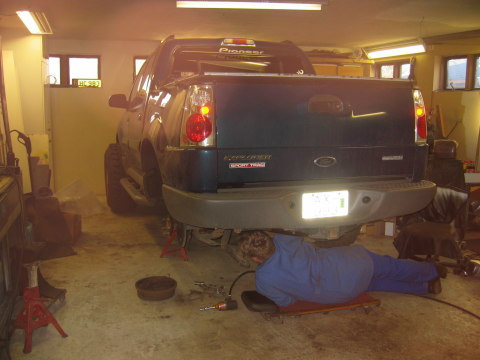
top-left (314, 156), bottom-right (337, 168)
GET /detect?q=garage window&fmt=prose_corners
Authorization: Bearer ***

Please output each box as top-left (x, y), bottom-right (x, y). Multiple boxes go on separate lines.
top-left (48, 56), bottom-right (61, 85)
top-left (48, 55), bottom-right (101, 87)
top-left (443, 55), bottom-right (480, 90)
top-left (375, 61), bottom-right (411, 79)
top-left (445, 57), bottom-right (467, 89)
top-left (134, 57), bottom-right (147, 77)
top-left (380, 64), bottom-right (394, 78)
top-left (400, 63), bottom-right (411, 79)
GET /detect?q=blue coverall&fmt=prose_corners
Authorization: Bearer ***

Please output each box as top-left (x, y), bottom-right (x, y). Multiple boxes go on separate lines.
top-left (255, 234), bottom-right (439, 307)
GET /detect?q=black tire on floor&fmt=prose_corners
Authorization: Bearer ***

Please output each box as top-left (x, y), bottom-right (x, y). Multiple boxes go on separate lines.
top-left (104, 143), bottom-right (135, 214)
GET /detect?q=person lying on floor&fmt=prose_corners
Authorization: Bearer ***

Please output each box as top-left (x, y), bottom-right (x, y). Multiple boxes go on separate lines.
top-left (238, 231), bottom-right (447, 307)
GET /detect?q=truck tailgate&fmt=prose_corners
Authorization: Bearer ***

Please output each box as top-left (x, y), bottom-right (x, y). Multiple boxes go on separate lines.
top-left (214, 75), bottom-right (421, 185)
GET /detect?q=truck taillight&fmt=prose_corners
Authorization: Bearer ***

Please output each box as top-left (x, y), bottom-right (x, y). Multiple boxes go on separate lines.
top-left (181, 85), bottom-right (216, 146)
top-left (186, 113), bottom-right (212, 142)
top-left (413, 89), bottom-right (427, 144)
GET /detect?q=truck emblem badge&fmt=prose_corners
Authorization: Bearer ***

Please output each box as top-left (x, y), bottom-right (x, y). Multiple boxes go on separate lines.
top-left (314, 156), bottom-right (337, 168)
top-left (382, 155), bottom-right (403, 161)
top-left (224, 154), bottom-right (272, 161)
top-left (229, 162), bottom-right (266, 168)
top-left (218, 47), bottom-right (264, 55)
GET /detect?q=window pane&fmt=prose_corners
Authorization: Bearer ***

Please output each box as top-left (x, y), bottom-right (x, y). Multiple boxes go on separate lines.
top-left (48, 56), bottom-right (61, 84)
top-left (475, 57), bottom-right (480, 89)
top-left (400, 63), bottom-right (411, 79)
top-left (135, 58), bottom-right (146, 76)
top-left (380, 65), bottom-right (394, 78)
top-left (69, 57), bottom-right (99, 85)
top-left (446, 58), bottom-right (467, 89)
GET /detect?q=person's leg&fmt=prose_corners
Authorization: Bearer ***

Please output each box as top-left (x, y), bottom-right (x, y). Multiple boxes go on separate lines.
top-left (365, 250), bottom-right (438, 294)
top-left (368, 277), bottom-right (428, 294)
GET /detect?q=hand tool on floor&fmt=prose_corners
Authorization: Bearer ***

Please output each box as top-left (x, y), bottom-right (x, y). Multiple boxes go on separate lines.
top-left (199, 298), bottom-right (238, 311)
top-left (194, 281), bottom-right (226, 297)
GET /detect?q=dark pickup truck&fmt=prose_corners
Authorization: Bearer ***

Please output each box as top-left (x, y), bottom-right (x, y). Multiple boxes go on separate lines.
top-left (106, 36), bottom-right (435, 247)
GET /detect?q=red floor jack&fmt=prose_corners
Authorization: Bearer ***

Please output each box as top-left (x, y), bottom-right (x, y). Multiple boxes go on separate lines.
top-left (9, 262), bottom-right (68, 353)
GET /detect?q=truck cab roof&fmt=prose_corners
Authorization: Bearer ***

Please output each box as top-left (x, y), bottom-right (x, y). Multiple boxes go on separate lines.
top-left (153, 37), bottom-right (315, 83)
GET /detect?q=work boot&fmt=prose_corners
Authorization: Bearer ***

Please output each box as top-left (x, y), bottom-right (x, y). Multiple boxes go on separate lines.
top-left (426, 259), bottom-right (448, 279)
top-left (434, 263), bottom-right (448, 279)
top-left (428, 278), bottom-right (442, 295)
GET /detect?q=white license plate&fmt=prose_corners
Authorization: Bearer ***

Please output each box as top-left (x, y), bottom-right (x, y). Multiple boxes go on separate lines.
top-left (302, 190), bottom-right (349, 219)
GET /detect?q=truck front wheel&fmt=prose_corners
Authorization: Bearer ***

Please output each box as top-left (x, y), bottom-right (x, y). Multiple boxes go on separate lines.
top-left (104, 144), bottom-right (135, 213)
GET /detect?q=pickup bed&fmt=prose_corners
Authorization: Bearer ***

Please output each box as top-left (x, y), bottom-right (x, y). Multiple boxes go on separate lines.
top-left (106, 37), bottom-right (435, 246)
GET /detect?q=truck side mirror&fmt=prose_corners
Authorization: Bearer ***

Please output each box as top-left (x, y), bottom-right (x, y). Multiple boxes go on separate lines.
top-left (109, 94), bottom-right (128, 109)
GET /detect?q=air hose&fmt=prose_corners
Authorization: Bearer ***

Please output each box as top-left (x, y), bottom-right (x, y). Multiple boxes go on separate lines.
top-left (413, 294), bottom-right (480, 321)
top-left (228, 270), bottom-right (255, 298)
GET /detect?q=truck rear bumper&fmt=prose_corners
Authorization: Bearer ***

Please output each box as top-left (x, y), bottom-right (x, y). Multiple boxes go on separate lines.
top-left (162, 180), bottom-right (436, 230)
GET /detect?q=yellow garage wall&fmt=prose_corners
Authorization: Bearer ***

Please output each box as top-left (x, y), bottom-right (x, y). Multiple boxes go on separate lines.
top-left (2, 31), bottom-right (46, 134)
top-left (380, 38), bottom-right (480, 162)
top-left (2, 31), bottom-right (46, 193)
top-left (430, 91), bottom-right (480, 162)
top-left (424, 40), bottom-right (480, 162)
top-left (46, 39), bottom-right (159, 194)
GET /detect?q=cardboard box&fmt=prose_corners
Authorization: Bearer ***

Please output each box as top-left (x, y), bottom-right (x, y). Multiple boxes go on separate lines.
top-left (364, 218), bottom-right (397, 237)
top-left (383, 217), bottom-right (396, 237)
top-left (384, 221), bottom-right (396, 236)
top-left (62, 212), bottom-right (82, 243)
top-left (365, 221), bottom-right (385, 237)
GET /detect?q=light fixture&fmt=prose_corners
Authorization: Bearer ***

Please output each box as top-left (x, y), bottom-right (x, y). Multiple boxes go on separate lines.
top-left (176, 1), bottom-right (323, 10)
top-left (16, 10), bottom-right (53, 35)
top-left (364, 40), bottom-right (425, 59)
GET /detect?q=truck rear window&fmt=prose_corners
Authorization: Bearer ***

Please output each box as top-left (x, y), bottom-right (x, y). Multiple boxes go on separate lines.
top-left (170, 47), bottom-right (306, 77)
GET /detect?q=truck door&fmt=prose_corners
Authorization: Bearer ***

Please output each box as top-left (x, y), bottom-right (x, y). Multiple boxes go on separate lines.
top-left (124, 55), bottom-right (156, 169)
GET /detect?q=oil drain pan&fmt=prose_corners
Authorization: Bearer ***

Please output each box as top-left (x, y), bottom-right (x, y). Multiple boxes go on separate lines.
top-left (135, 276), bottom-right (177, 300)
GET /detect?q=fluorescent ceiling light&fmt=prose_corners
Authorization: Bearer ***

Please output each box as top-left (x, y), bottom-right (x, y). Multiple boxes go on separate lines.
top-left (365, 42), bottom-right (425, 59)
top-left (16, 10), bottom-right (53, 34)
top-left (177, 1), bottom-right (323, 10)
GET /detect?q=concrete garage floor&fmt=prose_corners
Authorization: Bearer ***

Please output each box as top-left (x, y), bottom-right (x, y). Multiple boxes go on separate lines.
top-left (9, 204), bottom-right (480, 360)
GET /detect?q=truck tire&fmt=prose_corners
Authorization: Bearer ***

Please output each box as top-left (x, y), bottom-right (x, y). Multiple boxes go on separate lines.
top-left (104, 144), bottom-right (135, 213)
top-left (312, 225), bottom-right (361, 248)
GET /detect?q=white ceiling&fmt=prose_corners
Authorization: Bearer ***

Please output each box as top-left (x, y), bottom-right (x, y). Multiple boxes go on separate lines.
top-left (1, 0), bottom-right (479, 52)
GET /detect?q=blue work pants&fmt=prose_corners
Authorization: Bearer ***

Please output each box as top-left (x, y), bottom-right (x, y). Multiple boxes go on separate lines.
top-left (366, 251), bottom-right (438, 294)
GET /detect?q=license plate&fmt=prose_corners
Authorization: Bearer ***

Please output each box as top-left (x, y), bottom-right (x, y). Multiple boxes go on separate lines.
top-left (302, 190), bottom-right (348, 219)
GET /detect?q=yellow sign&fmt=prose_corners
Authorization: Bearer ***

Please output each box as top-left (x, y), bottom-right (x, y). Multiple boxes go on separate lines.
top-left (73, 79), bottom-right (101, 87)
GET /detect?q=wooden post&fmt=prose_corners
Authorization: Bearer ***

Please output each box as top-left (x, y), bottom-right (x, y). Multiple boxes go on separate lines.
top-left (436, 104), bottom-right (446, 138)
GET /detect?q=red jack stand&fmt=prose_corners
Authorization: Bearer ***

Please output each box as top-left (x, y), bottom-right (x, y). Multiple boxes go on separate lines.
top-left (10, 262), bottom-right (68, 353)
top-left (161, 229), bottom-right (189, 261)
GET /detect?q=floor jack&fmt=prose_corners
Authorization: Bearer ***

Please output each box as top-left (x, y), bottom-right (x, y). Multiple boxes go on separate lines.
top-left (9, 262), bottom-right (68, 353)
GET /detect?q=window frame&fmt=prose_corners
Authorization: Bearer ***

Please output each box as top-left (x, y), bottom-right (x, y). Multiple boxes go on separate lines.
top-left (473, 54), bottom-right (480, 89)
top-left (374, 60), bottom-right (412, 79)
top-left (48, 54), bottom-right (101, 88)
top-left (442, 54), bottom-right (479, 91)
